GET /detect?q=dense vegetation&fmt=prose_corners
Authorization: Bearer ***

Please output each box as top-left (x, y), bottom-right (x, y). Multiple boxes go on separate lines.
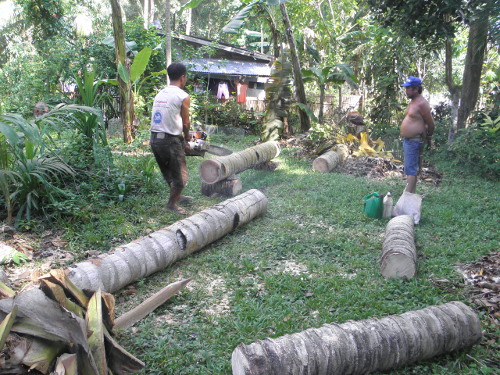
top-left (0, 0), bottom-right (498, 374)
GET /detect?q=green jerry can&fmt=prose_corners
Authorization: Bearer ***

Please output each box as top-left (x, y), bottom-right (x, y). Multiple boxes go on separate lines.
top-left (363, 192), bottom-right (383, 219)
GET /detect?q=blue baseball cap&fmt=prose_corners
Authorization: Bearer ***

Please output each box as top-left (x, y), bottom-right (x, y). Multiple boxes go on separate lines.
top-left (401, 76), bottom-right (422, 87)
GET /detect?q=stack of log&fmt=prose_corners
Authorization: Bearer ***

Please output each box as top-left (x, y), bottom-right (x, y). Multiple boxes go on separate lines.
top-left (312, 144), bottom-right (349, 173)
top-left (200, 142), bottom-right (280, 196)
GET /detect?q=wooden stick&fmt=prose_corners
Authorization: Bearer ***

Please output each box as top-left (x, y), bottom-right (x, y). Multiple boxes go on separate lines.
top-left (114, 278), bottom-right (192, 330)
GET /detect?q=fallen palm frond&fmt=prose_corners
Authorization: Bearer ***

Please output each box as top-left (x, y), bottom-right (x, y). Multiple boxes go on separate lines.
top-left (337, 132), bottom-right (397, 160)
top-left (0, 272), bottom-right (143, 374)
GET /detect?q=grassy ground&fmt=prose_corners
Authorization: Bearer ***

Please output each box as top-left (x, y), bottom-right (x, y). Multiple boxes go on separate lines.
top-left (57, 132), bottom-right (499, 374)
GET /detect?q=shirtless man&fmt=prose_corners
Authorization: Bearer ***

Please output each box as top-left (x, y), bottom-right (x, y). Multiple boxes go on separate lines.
top-left (400, 76), bottom-right (435, 193)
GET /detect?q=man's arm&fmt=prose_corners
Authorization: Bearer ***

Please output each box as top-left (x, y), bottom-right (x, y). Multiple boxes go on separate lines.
top-left (420, 101), bottom-right (435, 136)
top-left (181, 96), bottom-right (191, 148)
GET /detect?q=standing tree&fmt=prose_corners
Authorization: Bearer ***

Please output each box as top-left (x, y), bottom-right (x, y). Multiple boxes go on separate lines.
top-left (279, 1), bottom-right (310, 132)
top-left (165, 0), bottom-right (172, 84)
top-left (223, 0), bottom-right (312, 132)
top-left (109, 0), bottom-right (135, 143)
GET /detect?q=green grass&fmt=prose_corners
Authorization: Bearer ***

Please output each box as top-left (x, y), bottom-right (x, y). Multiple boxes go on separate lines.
top-left (15, 132), bottom-right (500, 374)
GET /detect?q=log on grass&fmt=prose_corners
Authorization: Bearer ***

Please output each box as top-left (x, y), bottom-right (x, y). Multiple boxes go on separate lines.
top-left (200, 141), bottom-right (280, 184)
top-left (201, 175), bottom-right (242, 197)
top-left (66, 189), bottom-right (268, 293)
top-left (312, 144), bottom-right (349, 173)
top-left (231, 301), bottom-right (482, 375)
top-left (380, 215), bottom-right (417, 279)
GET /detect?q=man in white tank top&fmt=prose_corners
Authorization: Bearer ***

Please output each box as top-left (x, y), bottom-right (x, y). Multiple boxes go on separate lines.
top-left (150, 63), bottom-right (192, 214)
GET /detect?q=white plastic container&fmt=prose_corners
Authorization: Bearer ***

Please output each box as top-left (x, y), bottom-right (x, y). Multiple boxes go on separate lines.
top-left (383, 192), bottom-right (394, 219)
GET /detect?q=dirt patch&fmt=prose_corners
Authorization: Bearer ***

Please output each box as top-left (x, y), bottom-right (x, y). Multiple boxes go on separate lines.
top-left (456, 252), bottom-right (500, 327)
top-left (1, 227), bottom-right (75, 289)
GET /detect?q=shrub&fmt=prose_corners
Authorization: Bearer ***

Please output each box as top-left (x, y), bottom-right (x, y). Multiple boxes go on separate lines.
top-left (448, 112), bottom-right (500, 179)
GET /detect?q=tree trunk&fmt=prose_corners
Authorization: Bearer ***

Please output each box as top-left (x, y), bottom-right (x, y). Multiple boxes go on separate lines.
top-left (143, 0), bottom-right (149, 29)
top-left (185, 8), bottom-right (192, 35)
top-left (66, 190), bottom-right (268, 293)
top-left (201, 175), bottom-right (242, 197)
top-left (200, 142), bottom-right (280, 184)
top-left (280, 3), bottom-right (310, 133)
top-left (312, 145), bottom-right (348, 173)
top-left (109, 0), bottom-right (135, 144)
top-left (165, 0), bottom-right (172, 84)
top-left (231, 301), bottom-right (482, 375)
top-left (456, 15), bottom-right (489, 131)
top-left (380, 215), bottom-right (417, 279)
top-left (444, 38), bottom-right (461, 139)
top-left (318, 84), bottom-right (325, 125)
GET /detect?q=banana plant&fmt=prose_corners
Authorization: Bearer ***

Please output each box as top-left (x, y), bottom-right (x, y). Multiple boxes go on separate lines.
top-left (115, 47), bottom-right (166, 97)
top-left (302, 64), bottom-right (358, 125)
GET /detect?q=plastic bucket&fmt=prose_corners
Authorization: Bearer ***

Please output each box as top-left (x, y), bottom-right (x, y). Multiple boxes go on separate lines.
top-left (364, 192), bottom-right (383, 219)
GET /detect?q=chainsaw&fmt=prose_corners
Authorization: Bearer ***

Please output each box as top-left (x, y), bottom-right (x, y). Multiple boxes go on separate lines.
top-left (185, 131), bottom-right (233, 157)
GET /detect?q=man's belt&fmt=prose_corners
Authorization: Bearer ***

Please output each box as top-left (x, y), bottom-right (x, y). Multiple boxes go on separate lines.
top-left (403, 135), bottom-right (423, 141)
top-left (152, 132), bottom-right (182, 139)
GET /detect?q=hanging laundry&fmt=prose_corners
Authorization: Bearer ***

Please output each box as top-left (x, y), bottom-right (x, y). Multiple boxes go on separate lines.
top-left (217, 81), bottom-right (230, 100)
top-left (236, 81), bottom-right (249, 103)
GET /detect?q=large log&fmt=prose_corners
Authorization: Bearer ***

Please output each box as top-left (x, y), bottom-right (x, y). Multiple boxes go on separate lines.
top-left (201, 175), bottom-right (243, 197)
top-left (312, 144), bottom-right (348, 173)
top-left (231, 301), bottom-right (482, 375)
top-left (380, 215), bottom-right (417, 279)
top-left (66, 189), bottom-right (268, 293)
top-left (200, 142), bottom-right (280, 184)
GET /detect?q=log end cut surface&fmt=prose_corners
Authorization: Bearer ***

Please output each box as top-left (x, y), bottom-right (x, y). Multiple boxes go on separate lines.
top-left (312, 158), bottom-right (330, 173)
top-left (381, 252), bottom-right (416, 279)
top-left (200, 159), bottom-right (223, 184)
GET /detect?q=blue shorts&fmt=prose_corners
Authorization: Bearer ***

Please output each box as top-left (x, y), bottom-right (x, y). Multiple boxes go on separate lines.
top-left (403, 138), bottom-right (421, 176)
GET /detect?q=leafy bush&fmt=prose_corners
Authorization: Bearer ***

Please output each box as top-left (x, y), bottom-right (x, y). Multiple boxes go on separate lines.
top-left (448, 113), bottom-right (500, 179)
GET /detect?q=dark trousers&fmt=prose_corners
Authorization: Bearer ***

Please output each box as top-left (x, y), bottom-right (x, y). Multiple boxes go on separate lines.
top-left (150, 132), bottom-right (188, 190)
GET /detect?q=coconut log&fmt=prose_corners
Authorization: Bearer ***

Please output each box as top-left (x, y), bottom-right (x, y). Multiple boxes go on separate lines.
top-left (200, 142), bottom-right (280, 184)
top-left (312, 144), bottom-right (349, 173)
top-left (66, 189), bottom-right (268, 293)
top-left (231, 301), bottom-right (482, 375)
top-left (201, 175), bottom-right (243, 197)
top-left (380, 215), bottom-right (417, 279)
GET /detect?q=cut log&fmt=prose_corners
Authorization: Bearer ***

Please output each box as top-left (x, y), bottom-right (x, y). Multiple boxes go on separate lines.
top-left (114, 278), bottom-right (192, 330)
top-left (66, 189), bottom-right (268, 293)
top-left (380, 215), bottom-right (417, 279)
top-left (201, 175), bottom-right (242, 197)
top-left (231, 301), bottom-right (482, 375)
top-left (200, 142), bottom-right (280, 184)
top-left (312, 144), bottom-right (349, 173)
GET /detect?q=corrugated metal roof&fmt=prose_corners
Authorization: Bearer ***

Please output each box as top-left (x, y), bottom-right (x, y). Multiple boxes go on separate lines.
top-left (183, 58), bottom-right (272, 77)
top-left (173, 34), bottom-right (273, 62)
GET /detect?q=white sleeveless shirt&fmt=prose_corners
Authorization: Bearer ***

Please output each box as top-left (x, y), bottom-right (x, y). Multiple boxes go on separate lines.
top-left (150, 85), bottom-right (189, 135)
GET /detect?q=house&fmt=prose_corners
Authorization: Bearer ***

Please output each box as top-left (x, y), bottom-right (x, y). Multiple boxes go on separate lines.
top-left (172, 34), bottom-right (274, 112)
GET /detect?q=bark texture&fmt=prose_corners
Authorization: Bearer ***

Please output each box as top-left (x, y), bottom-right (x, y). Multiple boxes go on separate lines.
top-left (380, 215), bottom-right (417, 279)
top-left (200, 142), bottom-right (280, 184)
top-left (109, 0), bottom-right (135, 143)
top-left (66, 190), bottom-right (268, 293)
top-left (201, 175), bottom-right (243, 197)
top-left (312, 145), bottom-right (349, 173)
top-left (231, 301), bottom-right (482, 375)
